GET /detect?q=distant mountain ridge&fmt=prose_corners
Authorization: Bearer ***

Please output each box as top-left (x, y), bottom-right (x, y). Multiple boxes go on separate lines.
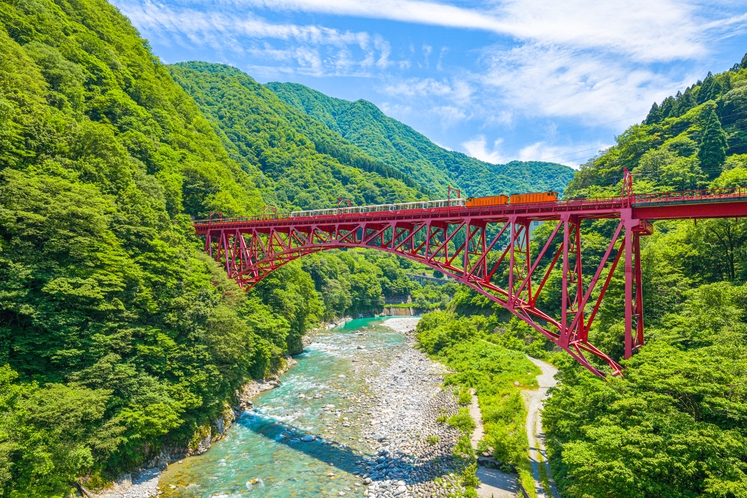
top-left (266, 81), bottom-right (575, 197)
top-left (169, 62), bottom-right (425, 210)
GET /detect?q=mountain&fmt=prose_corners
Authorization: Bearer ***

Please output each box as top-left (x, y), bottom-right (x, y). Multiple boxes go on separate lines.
top-left (167, 62), bottom-right (425, 210)
top-left (0, 0), bottom-right (327, 492)
top-left (266, 81), bottom-right (575, 197)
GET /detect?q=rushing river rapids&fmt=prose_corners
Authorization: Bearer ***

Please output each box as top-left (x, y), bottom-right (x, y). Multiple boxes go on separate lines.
top-left (155, 317), bottom-right (466, 498)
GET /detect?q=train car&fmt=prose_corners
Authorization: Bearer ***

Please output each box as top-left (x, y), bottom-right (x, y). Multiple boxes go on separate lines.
top-left (509, 191), bottom-right (558, 204)
top-left (290, 198), bottom-right (466, 218)
top-left (465, 195), bottom-right (509, 207)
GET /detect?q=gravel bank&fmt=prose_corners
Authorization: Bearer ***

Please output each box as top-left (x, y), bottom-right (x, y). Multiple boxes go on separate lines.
top-left (357, 317), bottom-right (469, 498)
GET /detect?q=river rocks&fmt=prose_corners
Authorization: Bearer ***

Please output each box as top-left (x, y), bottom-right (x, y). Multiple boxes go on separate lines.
top-left (355, 317), bottom-right (469, 498)
top-left (303, 317), bottom-right (352, 347)
top-left (95, 468), bottom-right (161, 498)
top-left (190, 429), bottom-right (212, 456)
top-left (301, 434), bottom-right (316, 442)
top-left (235, 357), bottom-right (298, 409)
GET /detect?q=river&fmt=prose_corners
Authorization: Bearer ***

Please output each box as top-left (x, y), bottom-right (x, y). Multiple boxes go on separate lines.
top-left (156, 317), bottom-right (463, 498)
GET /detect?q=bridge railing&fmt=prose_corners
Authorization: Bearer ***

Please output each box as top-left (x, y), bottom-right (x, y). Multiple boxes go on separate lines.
top-left (632, 185), bottom-right (747, 205)
top-left (193, 213), bottom-right (286, 225)
top-left (192, 187), bottom-right (747, 226)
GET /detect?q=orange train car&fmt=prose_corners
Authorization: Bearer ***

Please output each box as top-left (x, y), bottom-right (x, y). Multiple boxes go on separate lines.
top-left (509, 191), bottom-right (558, 204)
top-left (466, 195), bottom-right (509, 207)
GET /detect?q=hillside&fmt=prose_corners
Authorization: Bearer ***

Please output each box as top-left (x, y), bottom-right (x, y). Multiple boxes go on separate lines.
top-left (266, 81), bottom-right (575, 197)
top-left (0, 0), bottom-right (328, 493)
top-left (538, 55), bottom-right (747, 496)
top-left (167, 62), bottom-right (425, 210)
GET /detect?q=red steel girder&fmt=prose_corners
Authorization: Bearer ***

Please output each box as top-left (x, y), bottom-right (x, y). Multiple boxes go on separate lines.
top-left (200, 214), bottom-right (643, 377)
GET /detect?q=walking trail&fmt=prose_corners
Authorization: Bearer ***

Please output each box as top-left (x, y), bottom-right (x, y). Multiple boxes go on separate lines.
top-left (469, 355), bottom-right (561, 498)
top-left (522, 357), bottom-right (561, 498)
top-left (468, 389), bottom-right (518, 498)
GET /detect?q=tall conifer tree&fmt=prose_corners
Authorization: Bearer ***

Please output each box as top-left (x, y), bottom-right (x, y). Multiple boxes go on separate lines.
top-left (698, 107), bottom-right (728, 179)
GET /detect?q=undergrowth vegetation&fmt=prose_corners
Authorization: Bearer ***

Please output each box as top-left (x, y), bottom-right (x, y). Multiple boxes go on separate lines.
top-left (416, 310), bottom-right (540, 495)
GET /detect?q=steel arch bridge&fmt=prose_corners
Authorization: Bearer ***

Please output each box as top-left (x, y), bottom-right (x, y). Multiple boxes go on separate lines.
top-left (194, 174), bottom-right (747, 376)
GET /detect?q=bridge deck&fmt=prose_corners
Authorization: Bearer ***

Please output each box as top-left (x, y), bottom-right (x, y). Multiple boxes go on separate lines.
top-left (194, 192), bottom-right (747, 233)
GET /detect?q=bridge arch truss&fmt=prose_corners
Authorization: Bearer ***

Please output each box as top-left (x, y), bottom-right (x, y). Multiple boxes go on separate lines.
top-left (201, 206), bottom-right (652, 376)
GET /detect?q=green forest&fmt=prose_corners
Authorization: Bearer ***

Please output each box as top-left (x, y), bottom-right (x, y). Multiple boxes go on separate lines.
top-left (542, 55), bottom-right (747, 498)
top-left (167, 62), bottom-right (426, 211)
top-left (266, 81), bottom-right (575, 198)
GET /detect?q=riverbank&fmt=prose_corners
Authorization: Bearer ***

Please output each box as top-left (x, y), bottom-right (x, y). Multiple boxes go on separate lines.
top-left (100, 316), bottom-right (473, 497)
top-left (96, 317), bottom-right (353, 498)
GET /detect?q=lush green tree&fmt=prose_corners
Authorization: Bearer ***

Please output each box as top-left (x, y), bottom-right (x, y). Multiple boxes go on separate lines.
top-left (168, 62), bottom-right (425, 210)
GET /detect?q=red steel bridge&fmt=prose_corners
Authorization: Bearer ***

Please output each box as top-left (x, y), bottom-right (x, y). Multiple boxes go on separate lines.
top-left (194, 173), bottom-right (747, 376)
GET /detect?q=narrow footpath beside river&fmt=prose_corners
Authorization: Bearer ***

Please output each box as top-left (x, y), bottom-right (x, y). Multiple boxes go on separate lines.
top-left (157, 317), bottom-right (467, 498)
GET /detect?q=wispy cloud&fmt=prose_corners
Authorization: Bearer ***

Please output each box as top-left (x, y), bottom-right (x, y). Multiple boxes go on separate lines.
top-left (156, 0), bottom-right (745, 62)
top-left (381, 77), bottom-right (473, 104)
top-left (117, 1), bottom-right (402, 76)
top-left (462, 135), bottom-right (508, 164)
top-left (477, 44), bottom-right (697, 124)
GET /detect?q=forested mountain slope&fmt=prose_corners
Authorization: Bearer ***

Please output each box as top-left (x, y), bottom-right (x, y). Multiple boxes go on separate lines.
top-left (539, 55), bottom-right (747, 497)
top-left (0, 1), bottom-right (464, 494)
top-left (168, 62), bottom-right (425, 210)
top-left (266, 81), bottom-right (575, 197)
top-left (0, 0), bottom-right (323, 494)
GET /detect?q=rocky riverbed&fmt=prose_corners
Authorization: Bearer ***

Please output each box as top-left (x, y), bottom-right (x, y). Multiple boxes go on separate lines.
top-left (99, 317), bottom-right (470, 497)
top-left (360, 317), bottom-right (467, 498)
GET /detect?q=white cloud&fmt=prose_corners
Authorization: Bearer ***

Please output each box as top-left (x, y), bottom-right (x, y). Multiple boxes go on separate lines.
top-left (421, 44), bottom-right (432, 68)
top-left (432, 105), bottom-right (468, 126)
top-left (381, 77), bottom-right (472, 104)
top-left (115, 1), bottom-right (402, 76)
top-left (462, 135), bottom-right (611, 167)
top-left (462, 135), bottom-right (508, 164)
top-left (478, 44), bottom-right (696, 124)
top-left (514, 141), bottom-right (612, 167)
top-left (436, 46), bottom-right (448, 71)
top-left (379, 102), bottom-right (413, 117)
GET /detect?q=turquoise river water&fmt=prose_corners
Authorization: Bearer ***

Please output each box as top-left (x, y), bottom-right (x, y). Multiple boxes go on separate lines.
top-left (158, 317), bottom-right (409, 498)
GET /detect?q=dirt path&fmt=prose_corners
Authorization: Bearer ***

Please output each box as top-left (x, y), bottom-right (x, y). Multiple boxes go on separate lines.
top-left (469, 389), bottom-right (520, 498)
top-left (522, 357), bottom-right (560, 498)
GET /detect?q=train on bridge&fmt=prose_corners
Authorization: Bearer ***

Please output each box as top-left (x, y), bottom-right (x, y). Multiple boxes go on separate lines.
top-left (289, 191), bottom-right (559, 218)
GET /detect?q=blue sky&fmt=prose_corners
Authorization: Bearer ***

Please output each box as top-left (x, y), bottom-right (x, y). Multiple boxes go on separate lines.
top-left (112, 0), bottom-right (747, 167)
